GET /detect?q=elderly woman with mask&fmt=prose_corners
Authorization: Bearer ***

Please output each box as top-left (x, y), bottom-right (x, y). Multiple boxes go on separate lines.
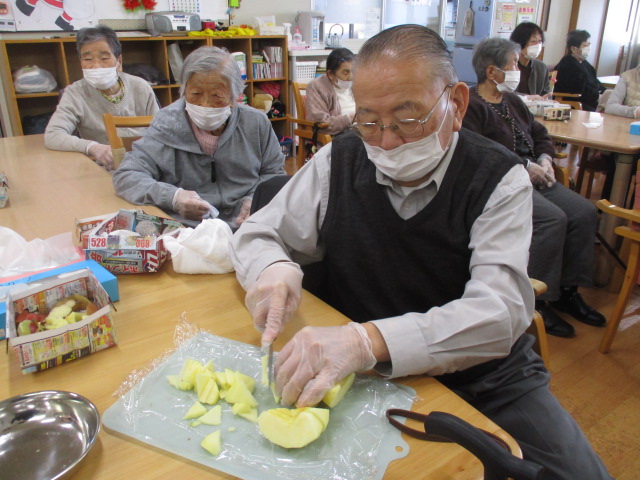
top-left (113, 46), bottom-right (285, 229)
top-left (44, 25), bottom-right (159, 171)
top-left (509, 21), bottom-right (551, 100)
top-left (305, 48), bottom-right (355, 135)
top-left (462, 37), bottom-right (604, 339)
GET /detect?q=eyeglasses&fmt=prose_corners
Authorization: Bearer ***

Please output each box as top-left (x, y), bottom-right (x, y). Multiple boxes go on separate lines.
top-left (350, 85), bottom-right (452, 141)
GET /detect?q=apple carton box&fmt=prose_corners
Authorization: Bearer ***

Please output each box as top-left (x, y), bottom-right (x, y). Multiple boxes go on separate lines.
top-left (77, 209), bottom-right (182, 274)
top-left (7, 268), bottom-right (117, 374)
top-left (0, 259), bottom-right (118, 341)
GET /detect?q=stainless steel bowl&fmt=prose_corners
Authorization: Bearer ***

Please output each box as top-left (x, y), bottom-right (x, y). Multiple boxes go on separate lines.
top-left (0, 391), bottom-right (100, 480)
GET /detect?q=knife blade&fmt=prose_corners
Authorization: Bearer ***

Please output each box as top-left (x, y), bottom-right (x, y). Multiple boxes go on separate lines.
top-left (267, 343), bottom-right (274, 386)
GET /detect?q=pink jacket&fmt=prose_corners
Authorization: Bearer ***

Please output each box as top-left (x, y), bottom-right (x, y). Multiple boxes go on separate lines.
top-left (304, 74), bottom-right (353, 135)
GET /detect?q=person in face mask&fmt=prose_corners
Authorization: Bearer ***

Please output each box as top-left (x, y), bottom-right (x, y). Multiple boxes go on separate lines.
top-left (464, 37), bottom-right (605, 339)
top-left (554, 29), bottom-right (605, 111)
top-left (305, 48), bottom-right (355, 135)
top-left (113, 46), bottom-right (285, 228)
top-left (509, 22), bottom-right (552, 100)
top-left (44, 25), bottom-right (159, 171)
top-left (229, 25), bottom-right (613, 480)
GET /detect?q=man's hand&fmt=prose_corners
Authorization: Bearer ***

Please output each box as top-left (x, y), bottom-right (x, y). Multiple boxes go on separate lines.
top-left (275, 323), bottom-right (377, 407)
top-left (172, 188), bottom-right (213, 220)
top-left (88, 143), bottom-right (115, 171)
top-left (245, 263), bottom-right (303, 347)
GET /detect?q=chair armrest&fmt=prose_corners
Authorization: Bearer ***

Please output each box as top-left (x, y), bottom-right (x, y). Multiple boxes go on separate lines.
top-left (614, 225), bottom-right (640, 242)
top-left (596, 199), bottom-right (640, 223)
top-left (552, 92), bottom-right (582, 98)
top-left (530, 278), bottom-right (548, 296)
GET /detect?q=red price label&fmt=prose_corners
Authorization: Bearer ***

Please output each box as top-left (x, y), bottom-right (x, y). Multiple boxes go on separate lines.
top-left (135, 237), bottom-right (152, 249)
top-left (90, 237), bottom-right (107, 248)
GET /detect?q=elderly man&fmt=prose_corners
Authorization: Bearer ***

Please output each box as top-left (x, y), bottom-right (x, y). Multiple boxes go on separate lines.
top-left (231, 25), bottom-right (611, 479)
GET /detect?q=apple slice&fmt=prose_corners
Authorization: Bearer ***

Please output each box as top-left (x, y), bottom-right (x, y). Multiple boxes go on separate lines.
top-left (196, 375), bottom-right (220, 405)
top-left (180, 358), bottom-right (205, 385)
top-left (183, 401), bottom-right (207, 420)
top-left (224, 373), bottom-right (258, 407)
top-left (261, 355), bottom-right (269, 387)
top-left (167, 374), bottom-right (193, 391)
top-left (231, 402), bottom-right (258, 423)
top-left (200, 430), bottom-right (222, 456)
top-left (322, 373), bottom-right (356, 408)
top-left (258, 407), bottom-right (330, 448)
top-left (192, 405), bottom-right (222, 427)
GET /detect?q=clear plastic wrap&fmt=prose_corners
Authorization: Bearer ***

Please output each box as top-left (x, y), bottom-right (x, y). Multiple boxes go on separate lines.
top-left (104, 315), bottom-right (416, 480)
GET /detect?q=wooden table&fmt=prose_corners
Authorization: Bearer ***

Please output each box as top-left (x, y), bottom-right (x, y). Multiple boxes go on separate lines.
top-left (0, 135), bottom-right (521, 479)
top-left (541, 110), bottom-right (640, 285)
top-left (598, 75), bottom-right (620, 89)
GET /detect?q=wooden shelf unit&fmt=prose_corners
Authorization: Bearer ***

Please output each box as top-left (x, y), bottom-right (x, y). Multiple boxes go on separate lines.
top-left (0, 35), bottom-right (288, 137)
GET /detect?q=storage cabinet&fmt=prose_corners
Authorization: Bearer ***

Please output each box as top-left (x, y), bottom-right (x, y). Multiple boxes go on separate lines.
top-left (0, 35), bottom-right (288, 137)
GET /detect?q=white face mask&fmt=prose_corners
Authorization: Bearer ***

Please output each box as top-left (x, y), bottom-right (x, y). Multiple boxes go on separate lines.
top-left (581, 46), bottom-right (591, 60)
top-left (363, 91), bottom-right (450, 183)
top-left (335, 79), bottom-right (352, 90)
top-left (495, 69), bottom-right (521, 93)
top-left (185, 101), bottom-right (232, 131)
top-left (525, 44), bottom-right (542, 60)
top-left (83, 67), bottom-right (118, 90)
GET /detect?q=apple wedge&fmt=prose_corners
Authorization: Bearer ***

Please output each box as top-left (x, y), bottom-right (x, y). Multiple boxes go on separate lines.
top-left (258, 407), bottom-right (330, 448)
top-left (200, 430), bottom-right (222, 456)
top-left (322, 372), bottom-right (356, 408)
top-left (191, 405), bottom-right (222, 427)
top-left (183, 401), bottom-right (207, 420)
top-left (231, 402), bottom-right (258, 423)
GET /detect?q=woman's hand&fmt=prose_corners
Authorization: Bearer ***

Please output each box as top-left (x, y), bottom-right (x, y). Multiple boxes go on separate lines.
top-left (88, 143), bottom-right (115, 171)
top-left (527, 161), bottom-right (554, 189)
top-left (172, 188), bottom-right (214, 220)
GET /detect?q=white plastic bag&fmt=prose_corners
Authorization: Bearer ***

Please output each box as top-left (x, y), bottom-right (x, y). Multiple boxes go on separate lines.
top-left (13, 65), bottom-right (57, 93)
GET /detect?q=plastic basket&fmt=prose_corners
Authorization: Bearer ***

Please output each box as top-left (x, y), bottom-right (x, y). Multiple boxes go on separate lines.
top-left (279, 136), bottom-right (294, 157)
top-left (294, 61), bottom-right (318, 82)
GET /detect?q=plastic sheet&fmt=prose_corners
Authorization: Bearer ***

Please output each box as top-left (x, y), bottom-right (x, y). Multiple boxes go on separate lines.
top-left (104, 316), bottom-right (416, 480)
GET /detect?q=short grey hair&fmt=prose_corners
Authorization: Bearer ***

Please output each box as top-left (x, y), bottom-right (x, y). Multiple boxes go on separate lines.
top-left (472, 38), bottom-right (521, 84)
top-left (76, 25), bottom-right (122, 58)
top-left (355, 24), bottom-right (457, 85)
top-left (179, 46), bottom-right (245, 101)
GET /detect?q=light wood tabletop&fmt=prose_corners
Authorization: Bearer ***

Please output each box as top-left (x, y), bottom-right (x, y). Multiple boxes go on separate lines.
top-left (0, 135), bottom-right (522, 479)
top-left (598, 75), bottom-right (620, 89)
top-left (540, 109), bottom-right (640, 154)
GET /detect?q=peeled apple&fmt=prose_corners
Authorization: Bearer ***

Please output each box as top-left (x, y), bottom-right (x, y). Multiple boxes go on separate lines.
top-left (258, 407), bottom-right (330, 448)
top-left (322, 373), bottom-right (356, 408)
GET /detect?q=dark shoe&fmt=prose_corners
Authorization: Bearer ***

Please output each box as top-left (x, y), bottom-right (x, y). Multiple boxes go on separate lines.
top-left (550, 290), bottom-right (606, 327)
top-left (16, 0), bottom-right (35, 16)
top-left (536, 302), bottom-right (576, 338)
top-left (54, 15), bottom-right (74, 31)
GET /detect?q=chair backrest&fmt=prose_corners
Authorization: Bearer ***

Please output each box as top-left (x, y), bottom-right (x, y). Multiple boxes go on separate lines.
top-left (552, 92), bottom-right (582, 110)
top-left (291, 82), bottom-right (308, 119)
top-left (103, 113), bottom-right (154, 168)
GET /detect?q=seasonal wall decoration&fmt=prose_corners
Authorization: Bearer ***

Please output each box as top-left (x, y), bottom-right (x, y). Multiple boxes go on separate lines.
top-left (122, 0), bottom-right (156, 12)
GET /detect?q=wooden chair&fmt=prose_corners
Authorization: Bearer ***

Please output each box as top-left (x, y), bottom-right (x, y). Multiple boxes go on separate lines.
top-left (552, 91), bottom-right (582, 111)
top-left (288, 82), bottom-right (332, 170)
top-left (529, 278), bottom-right (551, 367)
top-left (103, 113), bottom-right (154, 169)
top-left (596, 172), bottom-right (640, 353)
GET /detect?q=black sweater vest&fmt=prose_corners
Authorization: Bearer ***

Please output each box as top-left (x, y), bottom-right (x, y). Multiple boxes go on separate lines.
top-left (316, 129), bottom-right (520, 323)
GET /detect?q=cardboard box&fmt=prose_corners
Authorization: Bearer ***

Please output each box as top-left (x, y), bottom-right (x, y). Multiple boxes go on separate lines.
top-left (7, 269), bottom-right (117, 374)
top-left (78, 209), bottom-right (182, 274)
top-left (0, 259), bottom-right (118, 341)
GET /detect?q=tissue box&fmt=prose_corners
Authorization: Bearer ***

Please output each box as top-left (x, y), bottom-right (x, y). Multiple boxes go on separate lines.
top-left (0, 259), bottom-right (118, 341)
top-left (7, 268), bottom-right (117, 374)
top-left (525, 100), bottom-right (558, 117)
top-left (77, 209), bottom-right (182, 274)
top-left (258, 25), bottom-right (285, 35)
top-left (630, 121), bottom-right (640, 135)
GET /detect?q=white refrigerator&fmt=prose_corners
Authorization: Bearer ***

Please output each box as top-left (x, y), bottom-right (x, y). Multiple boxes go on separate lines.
top-left (451, 0), bottom-right (540, 84)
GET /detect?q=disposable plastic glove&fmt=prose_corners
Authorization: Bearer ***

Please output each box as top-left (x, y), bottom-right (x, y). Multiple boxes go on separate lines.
top-left (88, 143), bottom-right (115, 171)
top-left (527, 161), bottom-right (554, 189)
top-left (635, 106), bottom-right (640, 119)
top-left (245, 262), bottom-right (303, 348)
top-left (275, 322), bottom-right (377, 407)
top-left (229, 196), bottom-right (252, 229)
top-left (172, 188), bottom-right (214, 221)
